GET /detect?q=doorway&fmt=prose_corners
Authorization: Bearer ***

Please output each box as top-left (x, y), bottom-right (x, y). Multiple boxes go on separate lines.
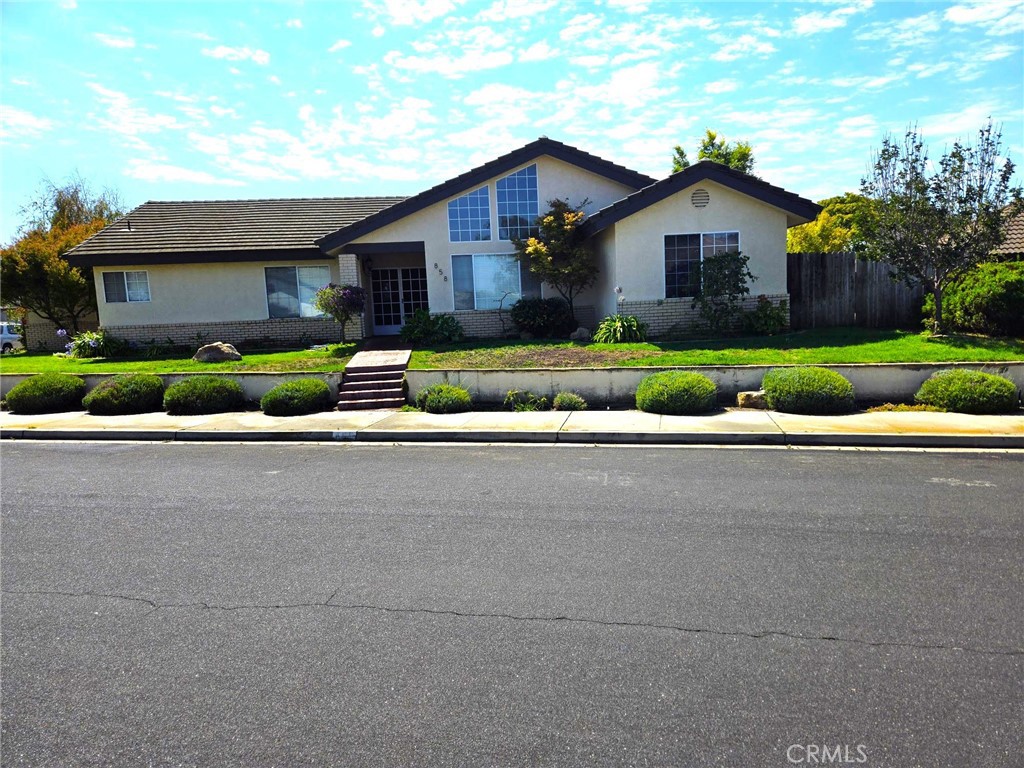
top-left (370, 267), bottom-right (429, 335)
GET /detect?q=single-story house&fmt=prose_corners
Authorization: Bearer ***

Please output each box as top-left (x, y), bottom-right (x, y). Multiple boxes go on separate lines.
top-left (65, 137), bottom-right (821, 347)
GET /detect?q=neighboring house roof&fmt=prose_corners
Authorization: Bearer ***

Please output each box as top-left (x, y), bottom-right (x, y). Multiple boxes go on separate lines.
top-left (66, 197), bottom-right (406, 267)
top-left (316, 137), bottom-right (657, 252)
top-left (580, 161), bottom-right (823, 237)
top-left (993, 207), bottom-right (1024, 257)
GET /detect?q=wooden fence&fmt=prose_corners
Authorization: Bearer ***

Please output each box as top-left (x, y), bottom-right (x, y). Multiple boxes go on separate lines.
top-left (787, 252), bottom-right (924, 330)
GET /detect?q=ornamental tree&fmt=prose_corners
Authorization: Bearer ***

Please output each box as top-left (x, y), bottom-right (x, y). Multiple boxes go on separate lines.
top-left (861, 121), bottom-right (1023, 334)
top-left (512, 199), bottom-right (597, 323)
top-left (786, 193), bottom-right (878, 255)
top-left (672, 129), bottom-right (756, 175)
top-left (313, 283), bottom-right (366, 343)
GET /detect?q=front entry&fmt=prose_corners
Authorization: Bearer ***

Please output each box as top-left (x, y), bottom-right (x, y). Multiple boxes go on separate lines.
top-left (370, 267), bottom-right (429, 335)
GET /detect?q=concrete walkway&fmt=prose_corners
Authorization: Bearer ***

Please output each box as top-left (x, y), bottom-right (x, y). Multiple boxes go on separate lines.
top-left (2, 408), bottom-right (1022, 448)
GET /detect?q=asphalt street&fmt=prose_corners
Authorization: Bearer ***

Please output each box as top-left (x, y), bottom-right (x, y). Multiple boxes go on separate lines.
top-left (1, 442), bottom-right (1022, 767)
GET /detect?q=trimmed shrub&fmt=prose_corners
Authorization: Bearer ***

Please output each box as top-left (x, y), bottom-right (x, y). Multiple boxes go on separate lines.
top-left (762, 367), bottom-right (855, 414)
top-left (914, 369), bottom-right (1018, 414)
top-left (260, 379), bottom-right (333, 416)
top-left (399, 309), bottom-right (465, 344)
top-left (553, 391), bottom-right (587, 411)
top-left (415, 383), bottom-right (472, 414)
top-left (635, 371), bottom-right (717, 415)
top-left (5, 373), bottom-right (87, 414)
top-left (741, 296), bottom-right (789, 336)
top-left (593, 314), bottom-right (648, 343)
top-left (163, 375), bottom-right (245, 415)
top-left (503, 388), bottom-right (550, 412)
top-left (509, 298), bottom-right (576, 338)
top-left (922, 261), bottom-right (1024, 337)
top-left (83, 374), bottom-right (165, 416)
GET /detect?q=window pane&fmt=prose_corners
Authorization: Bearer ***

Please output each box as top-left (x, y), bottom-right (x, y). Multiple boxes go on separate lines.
top-left (452, 254), bottom-right (475, 310)
top-left (520, 260), bottom-right (542, 299)
top-left (496, 164), bottom-right (539, 240)
top-left (297, 266), bottom-right (330, 317)
top-left (125, 271), bottom-right (150, 302)
top-left (102, 272), bottom-right (127, 303)
top-left (702, 231), bottom-right (739, 256)
top-left (448, 187), bottom-right (491, 242)
top-left (265, 267), bottom-right (299, 318)
top-left (665, 234), bottom-right (702, 298)
top-left (474, 254), bottom-right (521, 310)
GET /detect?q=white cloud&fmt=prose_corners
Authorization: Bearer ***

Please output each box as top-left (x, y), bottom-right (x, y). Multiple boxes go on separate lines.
top-left (479, 0), bottom-right (556, 22)
top-left (372, 25), bottom-right (386, 37)
top-left (328, 39), bottom-right (352, 53)
top-left (519, 40), bottom-right (557, 62)
top-left (85, 82), bottom-right (183, 151)
top-left (705, 79), bottom-right (738, 94)
top-left (607, 0), bottom-right (650, 12)
top-left (709, 34), bottom-right (777, 61)
top-left (286, 18), bottom-right (302, 29)
top-left (94, 32), bottom-right (135, 48)
top-left (384, 26), bottom-right (516, 78)
top-left (561, 14), bottom-right (603, 40)
top-left (855, 13), bottom-right (941, 48)
top-left (59, 0), bottom-right (76, 8)
top-left (366, 0), bottom-right (466, 25)
top-left (793, 1), bottom-right (873, 36)
top-left (836, 114), bottom-right (878, 139)
top-left (125, 159), bottom-right (244, 186)
top-left (202, 46), bottom-right (271, 65)
top-left (0, 105), bottom-right (54, 141)
top-left (570, 55), bottom-right (608, 68)
top-left (945, 0), bottom-right (1019, 25)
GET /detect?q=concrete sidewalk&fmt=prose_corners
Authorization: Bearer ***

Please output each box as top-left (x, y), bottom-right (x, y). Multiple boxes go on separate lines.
top-left (2, 407), bottom-right (1023, 448)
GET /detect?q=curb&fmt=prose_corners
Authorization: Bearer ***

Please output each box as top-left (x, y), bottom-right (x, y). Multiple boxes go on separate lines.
top-left (3, 427), bottom-right (1022, 449)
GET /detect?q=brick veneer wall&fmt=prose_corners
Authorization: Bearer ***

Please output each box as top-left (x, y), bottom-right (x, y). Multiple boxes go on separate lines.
top-left (102, 317), bottom-right (362, 348)
top-left (25, 316), bottom-right (99, 352)
top-left (619, 293), bottom-right (790, 338)
top-left (432, 305), bottom-right (597, 339)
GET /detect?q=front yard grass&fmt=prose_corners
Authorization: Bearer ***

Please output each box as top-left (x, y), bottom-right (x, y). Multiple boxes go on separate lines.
top-left (0, 343), bottom-right (357, 375)
top-left (409, 328), bottom-right (1024, 369)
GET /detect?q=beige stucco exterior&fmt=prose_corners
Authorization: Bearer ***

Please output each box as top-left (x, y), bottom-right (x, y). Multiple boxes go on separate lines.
top-left (92, 259), bottom-right (340, 326)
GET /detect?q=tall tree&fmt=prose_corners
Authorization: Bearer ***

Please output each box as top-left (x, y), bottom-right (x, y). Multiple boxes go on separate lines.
top-left (672, 129), bottom-right (756, 175)
top-left (512, 199), bottom-right (597, 323)
top-left (787, 193), bottom-right (878, 254)
top-left (861, 121), bottom-right (1023, 334)
top-left (1, 178), bottom-right (122, 332)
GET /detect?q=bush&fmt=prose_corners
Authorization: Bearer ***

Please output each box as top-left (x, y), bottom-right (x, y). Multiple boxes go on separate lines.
top-left (553, 391), bottom-right (587, 411)
top-left (741, 296), bottom-right (789, 336)
top-left (509, 298), bottom-right (576, 338)
top-left (400, 309), bottom-right (465, 344)
top-left (82, 374), bottom-right (165, 415)
top-left (163, 375), bottom-right (245, 415)
top-left (503, 389), bottom-right (550, 412)
top-left (593, 314), bottom-right (648, 343)
top-left (914, 369), bottom-right (1019, 414)
top-left (5, 373), bottom-right (87, 414)
top-left (635, 371), bottom-right (717, 415)
top-left (922, 261), bottom-right (1024, 336)
top-left (762, 367), bottom-right (855, 414)
top-left (260, 379), bottom-right (333, 416)
top-left (414, 383), bottom-right (472, 414)
top-left (60, 329), bottom-right (131, 359)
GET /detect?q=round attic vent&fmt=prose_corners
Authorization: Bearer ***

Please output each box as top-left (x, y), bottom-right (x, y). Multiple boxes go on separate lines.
top-left (691, 189), bottom-right (710, 208)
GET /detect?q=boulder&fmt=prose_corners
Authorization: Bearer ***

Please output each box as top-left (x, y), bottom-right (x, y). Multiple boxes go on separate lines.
top-left (193, 342), bottom-right (242, 362)
top-left (570, 327), bottom-right (591, 342)
top-left (736, 390), bottom-right (767, 409)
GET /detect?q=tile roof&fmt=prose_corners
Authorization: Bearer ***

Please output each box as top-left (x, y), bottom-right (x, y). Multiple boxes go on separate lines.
top-left (994, 207), bottom-right (1024, 255)
top-left (66, 196), bottom-right (406, 265)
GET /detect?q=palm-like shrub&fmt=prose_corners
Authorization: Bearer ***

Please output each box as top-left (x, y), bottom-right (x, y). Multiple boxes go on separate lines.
top-left (593, 314), bottom-right (648, 343)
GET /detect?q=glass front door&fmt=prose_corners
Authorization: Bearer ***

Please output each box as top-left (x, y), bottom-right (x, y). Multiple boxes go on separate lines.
top-left (371, 267), bottom-right (428, 335)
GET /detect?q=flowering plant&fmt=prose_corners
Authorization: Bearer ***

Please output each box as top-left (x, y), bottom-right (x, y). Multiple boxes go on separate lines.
top-left (58, 329), bottom-right (130, 358)
top-left (312, 283), bottom-right (367, 343)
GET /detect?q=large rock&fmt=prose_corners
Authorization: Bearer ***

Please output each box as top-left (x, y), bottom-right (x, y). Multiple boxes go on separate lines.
top-left (193, 342), bottom-right (242, 362)
top-left (570, 327), bottom-right (591, 342)
top-left (736, 390), bottom-right (768, 409)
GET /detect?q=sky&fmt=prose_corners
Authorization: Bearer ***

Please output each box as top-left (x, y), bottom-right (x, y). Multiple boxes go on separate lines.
top-left (1, 0), bottom-right (1022, 244)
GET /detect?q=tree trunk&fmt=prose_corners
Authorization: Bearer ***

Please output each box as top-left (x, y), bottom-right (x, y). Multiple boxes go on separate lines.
top-left (932, 284), bottom-right (945, 335)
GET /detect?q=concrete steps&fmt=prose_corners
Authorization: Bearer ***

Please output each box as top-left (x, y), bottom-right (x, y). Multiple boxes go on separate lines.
top-left (337, 348), bottom-right (411, 411)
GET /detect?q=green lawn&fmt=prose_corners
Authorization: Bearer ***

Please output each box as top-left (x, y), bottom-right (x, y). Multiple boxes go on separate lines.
top-left (0, 343), bottom-right (357, 375)
top-left (409, 328), bottom-right (1024, 369)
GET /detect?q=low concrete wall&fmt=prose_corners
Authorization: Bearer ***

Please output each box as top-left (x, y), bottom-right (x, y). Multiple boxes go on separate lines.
top-left (0, 372), bottom-right (346, 401)
top-left (407, 363), bottom-right (1024, 405)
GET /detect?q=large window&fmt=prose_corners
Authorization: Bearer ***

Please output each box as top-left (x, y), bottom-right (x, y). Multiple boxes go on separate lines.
top-left (665, 231), bottom-right (739, 298)
top-left (448, 186), bottom-right (491, 242)
top-left (102, 271), bottom-right (150, 303)
top-left (265, 265), bottom-right (331, 318)
top-left (496, 164), bottom-right (539, 240)
top-left (451, 253), bottom-right (542, 310)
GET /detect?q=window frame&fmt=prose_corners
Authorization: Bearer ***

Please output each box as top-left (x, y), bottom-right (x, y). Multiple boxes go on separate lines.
top-left (263, 264), bottom-right (332, 319)
top-left (450, 253), bottom-right (541, 311)
top-left (101, 270), bottom-right (151, 303)
top-left (496, 163), bottom-right (539, 241)
top-left (447, 185), bottom-right (493, 243)
top-left (663, 230), bottom-right (741, 299)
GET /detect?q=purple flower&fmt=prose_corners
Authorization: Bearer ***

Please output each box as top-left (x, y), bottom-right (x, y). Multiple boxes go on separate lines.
top-left (88, 339), bottom-right (99, 348)
top-left (57, 329), bottom-right (68, 337)
top-left (65, 342), bottom-right (73, 351)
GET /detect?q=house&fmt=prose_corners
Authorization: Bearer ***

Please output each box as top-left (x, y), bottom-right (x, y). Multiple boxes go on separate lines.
top-left (65, 138), bottom-right (820, 348)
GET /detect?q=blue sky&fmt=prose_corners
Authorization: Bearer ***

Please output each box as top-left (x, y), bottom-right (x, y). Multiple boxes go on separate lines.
top-left (1, 0), bottom-right (1021, 244)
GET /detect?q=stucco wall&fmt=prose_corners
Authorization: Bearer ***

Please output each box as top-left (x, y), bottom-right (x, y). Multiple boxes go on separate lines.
top-left (611, 180), bottom-right (789, 303)
top-left (92, 259), bottom-right (341, 327)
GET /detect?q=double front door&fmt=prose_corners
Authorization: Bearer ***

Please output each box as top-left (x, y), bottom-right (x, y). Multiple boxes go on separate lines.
top-left (371, 267), bottom-right (429, 335)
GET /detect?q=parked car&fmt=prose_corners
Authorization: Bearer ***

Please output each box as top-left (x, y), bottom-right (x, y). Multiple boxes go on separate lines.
top-left (1, 322), bottom-right (24, 353)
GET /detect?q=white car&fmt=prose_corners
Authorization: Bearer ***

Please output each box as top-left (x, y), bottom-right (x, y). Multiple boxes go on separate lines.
top-left (1, 322), bottom-right (24, 353)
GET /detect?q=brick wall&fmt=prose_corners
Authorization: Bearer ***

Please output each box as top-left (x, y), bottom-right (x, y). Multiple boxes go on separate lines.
top-left (24, 315), bottom-right (99, 352)
top-left (619, 293), bottom-right (789, 339)
top-left (432, 305), bottom-right (597, 339)
top-left (103, 316), bottom-right (362, 348)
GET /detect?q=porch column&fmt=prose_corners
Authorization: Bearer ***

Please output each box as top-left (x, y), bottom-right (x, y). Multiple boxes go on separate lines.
top-left (337, 252), bottom-right (366, 340)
